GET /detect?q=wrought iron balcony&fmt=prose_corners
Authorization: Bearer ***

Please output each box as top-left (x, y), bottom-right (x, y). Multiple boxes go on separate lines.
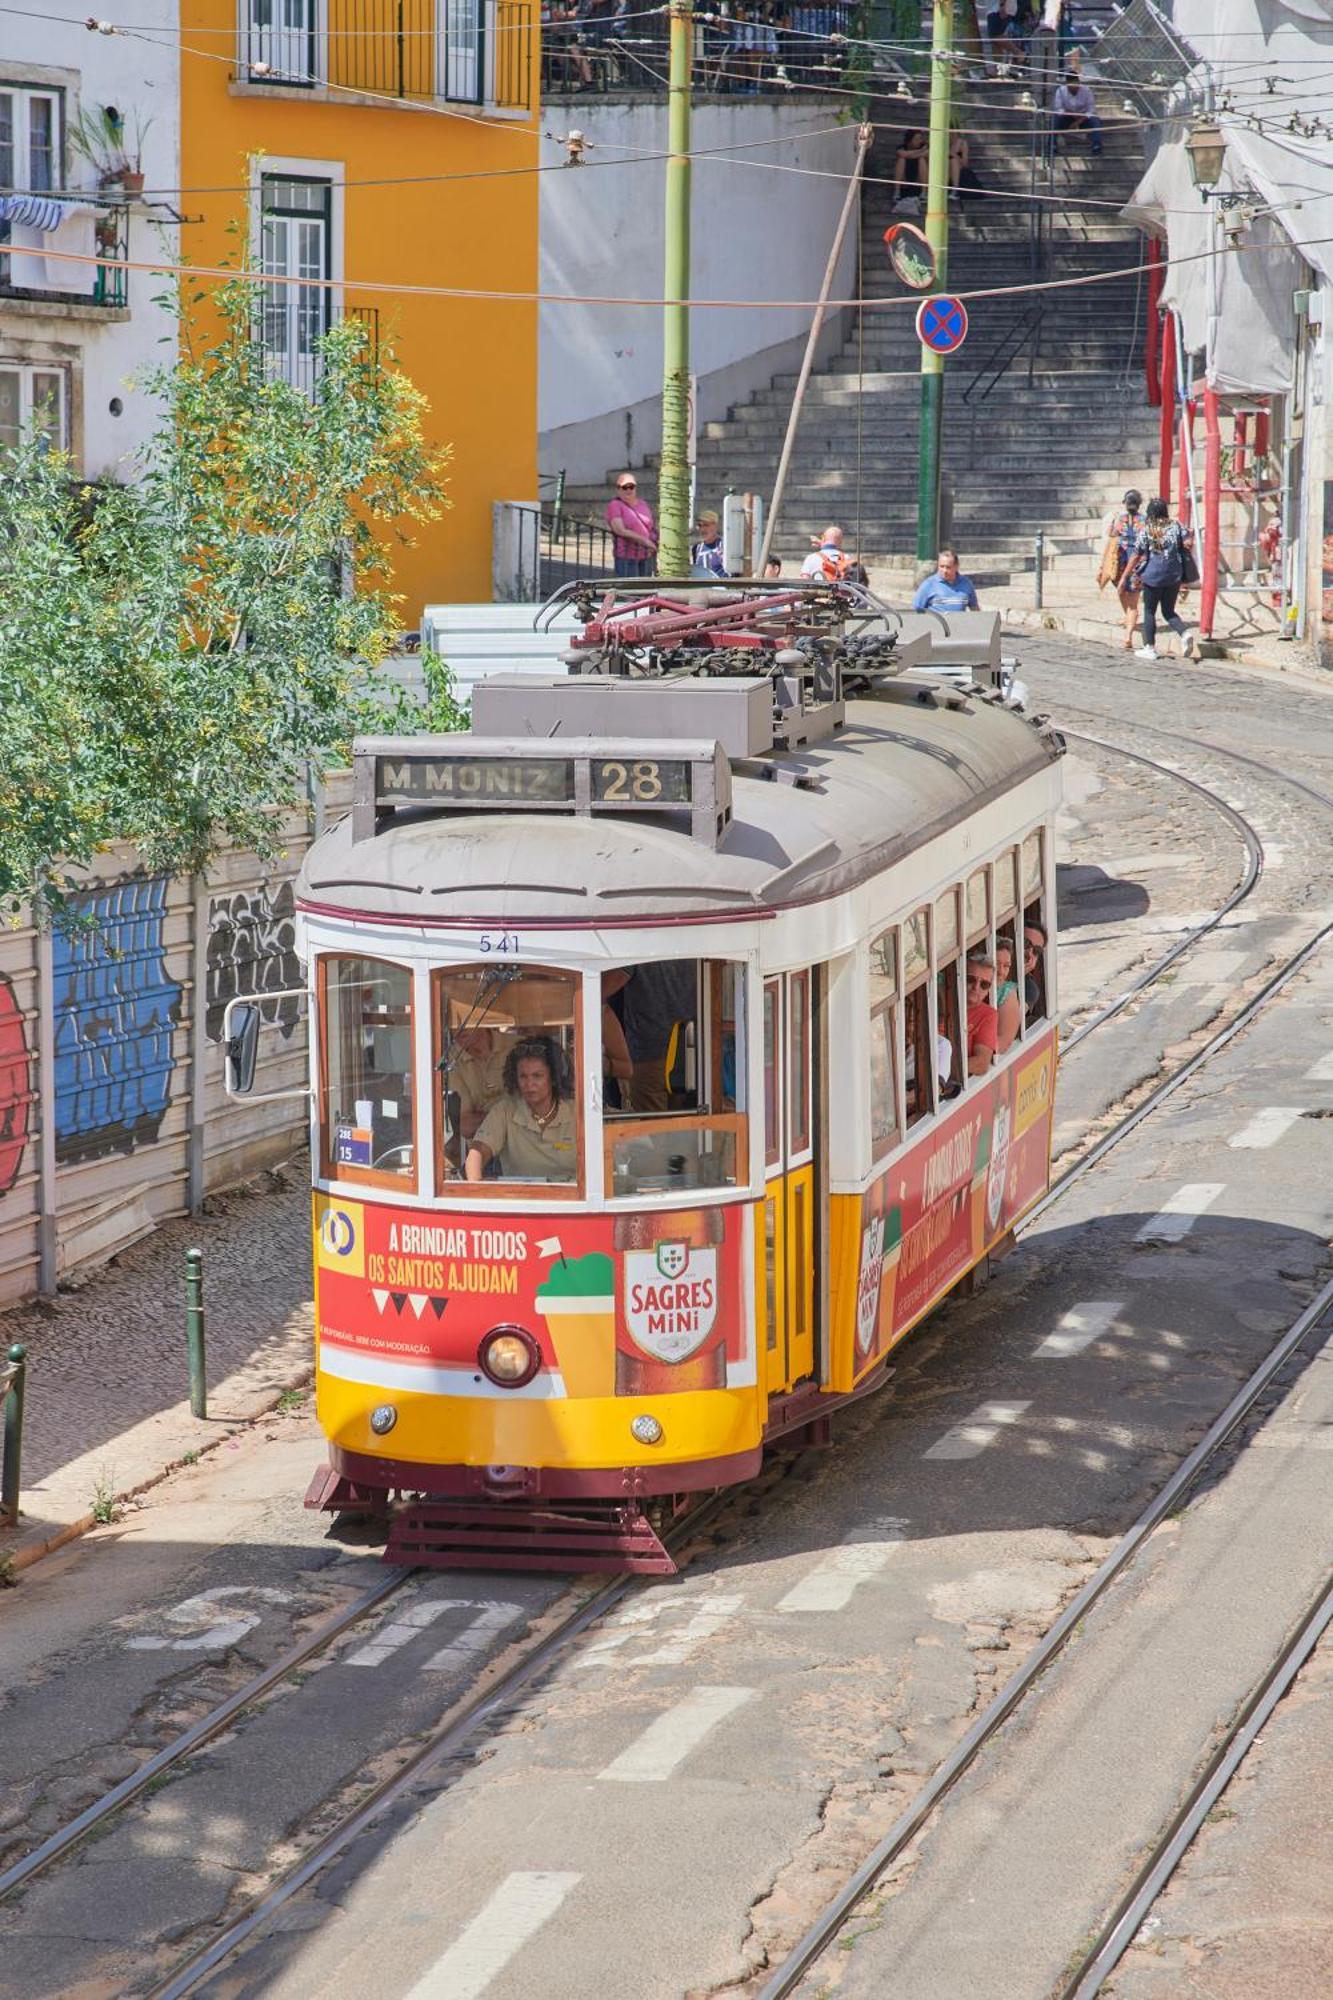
top-left (0, 192), bottom-right (128, 309)
top-left (238, 0), bottom-right (533, 111)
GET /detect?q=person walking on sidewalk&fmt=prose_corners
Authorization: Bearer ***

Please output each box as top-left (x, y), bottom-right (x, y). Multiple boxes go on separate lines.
top-left (1097, 486), bottom-right (1145, 651)
top-left (913, 547), bottom-right (980, 613)
top-left (1125, 497), bottom-right (1197, 660)
top-left (606, 473), bottom-right (658, 577)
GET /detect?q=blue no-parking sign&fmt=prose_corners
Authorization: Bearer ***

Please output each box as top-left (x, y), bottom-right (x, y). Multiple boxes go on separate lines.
top-left (916, 294), bottom-right (969, 355)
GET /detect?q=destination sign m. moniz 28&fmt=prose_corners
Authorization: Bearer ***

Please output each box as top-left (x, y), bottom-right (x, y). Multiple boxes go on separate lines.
top-left (351, 736), bottom-right (730, 847)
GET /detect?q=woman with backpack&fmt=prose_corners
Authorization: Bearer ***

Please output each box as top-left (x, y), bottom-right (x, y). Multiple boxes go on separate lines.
top-left (1124, 497), bottom-right (1199, 661)
top-left (1096, 487), bottom-right (1145, 651)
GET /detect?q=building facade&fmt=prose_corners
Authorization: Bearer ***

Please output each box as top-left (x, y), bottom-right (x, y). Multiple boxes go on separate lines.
top-left (0, 5), bottom-right (179, 479)
top-left (181, 0), bottom-right (540, 615)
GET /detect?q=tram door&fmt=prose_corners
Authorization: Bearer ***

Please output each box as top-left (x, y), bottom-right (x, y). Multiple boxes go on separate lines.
top-left (762, 970), bottom-right (817, 1394)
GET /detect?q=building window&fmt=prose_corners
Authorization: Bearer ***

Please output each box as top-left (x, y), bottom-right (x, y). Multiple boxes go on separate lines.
top-left (0, 362), bottom-right (66, 452)
top-left (442, 0), bottom-right (485, 102)
top-left (244, 0), bottom-right (316, 86)
top-left (259, 175), bottom-right (333, 393)
top-left (0, 85), bottom-right (60, 192)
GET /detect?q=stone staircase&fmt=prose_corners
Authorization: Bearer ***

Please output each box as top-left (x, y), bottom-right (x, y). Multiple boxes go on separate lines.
top-left (561, 72), bottom-right (1161, 583)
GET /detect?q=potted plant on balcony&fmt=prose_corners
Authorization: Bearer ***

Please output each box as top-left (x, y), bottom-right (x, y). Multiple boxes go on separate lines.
top-left (68, 104), bottom-right (152, 197)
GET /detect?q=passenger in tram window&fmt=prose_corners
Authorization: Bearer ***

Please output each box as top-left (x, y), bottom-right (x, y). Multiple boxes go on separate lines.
top-left (465, 1036), bottom-right (577, 1183)
top-left (600, 974), bottom-right (633, 1109)
top-left (994, 936), bottom-right (1022, 1052)
top-left (965, 952), bottom-right (999, 1075)
top-left (904, 992), bottom-right (952, 1121)
top-left (619, 960), bottom-right (698, 1113)
top-left (936, 968), bottom-right (964, 1099)
top-left (1024, 916), bottom-right (1048, 1024)
top-left (448, 1025), bottom-right (508, 1141)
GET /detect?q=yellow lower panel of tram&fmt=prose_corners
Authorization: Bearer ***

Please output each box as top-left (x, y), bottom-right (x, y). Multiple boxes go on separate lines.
top-left (760, 1162), bottom-right (816, 1397)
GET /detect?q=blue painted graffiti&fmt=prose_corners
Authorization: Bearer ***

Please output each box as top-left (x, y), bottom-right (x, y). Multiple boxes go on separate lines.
top-left (53, 877), bottom-right (183, 1164)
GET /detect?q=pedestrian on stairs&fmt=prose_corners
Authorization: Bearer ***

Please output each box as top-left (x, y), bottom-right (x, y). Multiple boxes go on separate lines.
top-left (606, 472), bottom-right (658, 577)
top-left (1052, 71), bottom-right (1102, 154)
top-left (1125, 497), bottom-right (1198, 660)
top-left (891, 128), bottom-right (927, 211)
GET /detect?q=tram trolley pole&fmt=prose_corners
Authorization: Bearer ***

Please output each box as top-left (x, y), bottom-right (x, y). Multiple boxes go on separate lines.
top-left (1034, 528), bottom-right (1045, 608)
top-left (186, 1248), bottom-right (208, 1421)
top-left (2, 1342), bottom-right (26, 1525)
top-left (916, 0), bottom-right (955, 564)
top-left (658, 0), bottom-right (694, 576)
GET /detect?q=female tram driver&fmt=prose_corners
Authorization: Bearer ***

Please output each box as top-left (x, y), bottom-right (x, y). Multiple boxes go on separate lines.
top-left (464, 1036), bottom-right (577, 1183)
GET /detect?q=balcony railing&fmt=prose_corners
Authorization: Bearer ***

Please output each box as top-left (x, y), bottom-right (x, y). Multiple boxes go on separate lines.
top-left (0, 193), bottom-right (128, 309)
top-left (542, 1), bottom-right (858, 98)
top-left (238, 0), bottom-right (533, 111)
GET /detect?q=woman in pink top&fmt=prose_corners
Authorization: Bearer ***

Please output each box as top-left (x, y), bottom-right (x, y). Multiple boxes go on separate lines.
top-left (605, 473), bottom-right (657, 577)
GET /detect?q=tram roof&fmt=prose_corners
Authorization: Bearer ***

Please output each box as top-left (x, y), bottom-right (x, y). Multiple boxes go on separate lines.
top-left (297, 694), bottom-right (1061, 926)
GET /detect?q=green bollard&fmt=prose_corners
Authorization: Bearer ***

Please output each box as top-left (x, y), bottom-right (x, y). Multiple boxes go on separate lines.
top-left (2, 1342), bottom-right (25, 1525)
top-left (186, 1248), bottom-right (207, 1421)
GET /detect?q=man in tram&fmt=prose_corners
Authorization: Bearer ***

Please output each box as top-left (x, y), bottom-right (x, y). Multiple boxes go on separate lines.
top-left (447, 1023), bottom-right (509, 1141)
top-left (965, 951), bottom-right (999, 1075)
top-left (611, 961), bottom-right (698, 1113)
top-left (464, 1037), bottom-right (577, 1183)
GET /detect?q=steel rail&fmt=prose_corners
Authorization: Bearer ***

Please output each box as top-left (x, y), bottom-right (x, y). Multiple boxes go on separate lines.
top-left (758, 1270), bottom-right (1333, 2000)
top-left (145, 1491), bottom-right (732, 2000)
top-left (0, 1565), bottom-right (411, 1902)
top-left (1057, 731), bottom-right (1265, 1055)
top-left (1064, 1569), bottom-right (1333, 1998)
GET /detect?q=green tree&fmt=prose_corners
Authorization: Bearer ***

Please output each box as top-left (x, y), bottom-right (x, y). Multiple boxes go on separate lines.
top-left (0, 279), bottom-right (457, 919)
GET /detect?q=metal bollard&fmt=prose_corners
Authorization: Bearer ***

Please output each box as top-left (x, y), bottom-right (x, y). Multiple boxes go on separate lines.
top-left (2, 1342), bottom-right (25, 1525)
top-left (186, 1248), bottom-right (207, 1421)
top-left (1034, 529), bottom-right (1045, 610)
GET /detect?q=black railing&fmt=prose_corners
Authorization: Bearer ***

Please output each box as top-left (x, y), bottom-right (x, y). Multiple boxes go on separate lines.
top-left (961, 305), bottom-right (1044, 407)
top-left (509, 506), bottom-right (617, 598)
top-left (349, 303), bottom-right (381, 361)
top-left (0, 196), bottom-right (127, 309)
top-left (238, 0), bottom-right (532, 111)
top-left (542, 2), bottom-right (858, 97)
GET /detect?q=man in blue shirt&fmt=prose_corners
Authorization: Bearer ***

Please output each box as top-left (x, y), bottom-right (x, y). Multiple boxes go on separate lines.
top-left (690, 510), bottom-right (729, 578)
top-left (913, 547), bottom-right (980, 613)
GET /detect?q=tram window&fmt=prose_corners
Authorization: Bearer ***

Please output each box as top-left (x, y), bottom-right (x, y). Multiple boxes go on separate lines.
top-left (994, 929), bottom-right (1022, 1053)
top-left (935, 888), bottom-right (959, 963)
top-left (869, 926), bottom-right (900, 1161)
top-left (936, 961), bottom-right (964, 1098)
top-left (606, 959), bottom-right (748, 1198)
top-left (320, 956), bottom-right (416, 1185)
top-left (789, 969), bottom-right (811, 1155)
top-left (763, 979), bottom-right (781, 1169)
top-left (434, 965), bottom-right (581, 1190)
top-left (1022, 829), bottom-right (1044, 902)
top-left (995, 846), bottom-right (1018, 923)
top-left (1023, 904), bottom-right (1049, 1027)
top-left (903, 907), bottom-right (929, 985)
top-left (966, 868), bottom-right (990, 946)
top-left (903, 984), bottom-right (936, 1128)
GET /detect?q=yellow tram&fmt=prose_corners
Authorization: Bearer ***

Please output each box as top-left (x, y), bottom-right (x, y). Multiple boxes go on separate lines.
top-left (258, 604), bottom-right (1063, 1570)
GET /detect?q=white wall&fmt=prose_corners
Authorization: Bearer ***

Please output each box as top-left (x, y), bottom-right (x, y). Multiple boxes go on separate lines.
top-left (0, 4), bottom-right (179, 479)
top-left (539, 103), bottom-right (858, 483)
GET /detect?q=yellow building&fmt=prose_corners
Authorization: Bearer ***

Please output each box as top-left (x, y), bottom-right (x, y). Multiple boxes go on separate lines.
top-left (181, 1), bottom-right (538, 615)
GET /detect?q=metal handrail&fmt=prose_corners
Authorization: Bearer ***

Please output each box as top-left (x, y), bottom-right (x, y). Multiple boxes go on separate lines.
top-left (961, 304), bottom-right (1044, 407)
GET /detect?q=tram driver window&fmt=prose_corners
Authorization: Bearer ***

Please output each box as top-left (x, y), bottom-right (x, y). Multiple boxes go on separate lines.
top-left (901, 908), bottom-right (936, 1128)
top-left (434, 966), bottom-right (581, 1188)
top-left (605, 960), bottom-right (747, 1197)
top-left (320, 956), bottom-right (416, 1184)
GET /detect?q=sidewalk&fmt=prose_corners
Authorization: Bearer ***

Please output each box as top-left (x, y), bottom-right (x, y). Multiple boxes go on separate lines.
top-left (0, 1161), bottom-right (315, 1574)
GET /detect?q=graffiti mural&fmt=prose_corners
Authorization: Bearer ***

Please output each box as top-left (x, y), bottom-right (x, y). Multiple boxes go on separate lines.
top-left (53, 877), bottom-right (183, 1164)
top-left (0, 971), bottom-right (31, 1195)
top-left (205, 881), bottom-right (303, 1043)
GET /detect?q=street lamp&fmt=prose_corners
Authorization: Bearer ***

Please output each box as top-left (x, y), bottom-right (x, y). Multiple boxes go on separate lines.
top-left (1185, 117), bottom-right (1227, 194)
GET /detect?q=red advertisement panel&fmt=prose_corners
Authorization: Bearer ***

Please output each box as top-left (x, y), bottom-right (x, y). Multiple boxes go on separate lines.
top-left (314, 1196), bottom-right (751, 1398)
top-left (854, 1028), bottom-right (1057, 1371)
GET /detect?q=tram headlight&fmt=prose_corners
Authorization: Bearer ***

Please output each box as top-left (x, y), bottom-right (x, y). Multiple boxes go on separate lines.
top-left (630, 1414), bottom-right (664, 1446)
top-left (478, 1325), bottom-right (541, 1389)
top-left (369, 1404), bottom-right (398, 1436)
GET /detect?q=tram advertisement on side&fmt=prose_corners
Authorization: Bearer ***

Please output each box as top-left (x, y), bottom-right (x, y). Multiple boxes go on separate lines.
top-left (313, 1195), bottom-right (751, 1399)
top-left (854, 1025), bottom-right (1057, 1376)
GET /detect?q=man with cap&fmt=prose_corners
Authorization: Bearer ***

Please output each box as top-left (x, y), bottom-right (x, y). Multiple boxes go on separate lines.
top-left (690, 509), bottom-right (730, 578)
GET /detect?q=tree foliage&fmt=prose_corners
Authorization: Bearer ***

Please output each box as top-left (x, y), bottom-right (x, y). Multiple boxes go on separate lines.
top-left (0, 280), bottom-right (459, 919)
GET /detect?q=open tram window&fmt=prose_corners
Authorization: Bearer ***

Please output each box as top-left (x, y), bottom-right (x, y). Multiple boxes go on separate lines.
top-left (1021, 831), bottom-right (1048, 1027)
top-left (869, 925), bottom-right (900, 1161)
top-left (319, 956), bottom-right (416, 1186)
top-left (433, 965), bottom-right (581, 1191)
top-left (902, 908), bottom-right (937, 1128)
top-left (935, 888), bottom-right (964, 1098)
top-left (994, 846), bottom-right (1022, 1052)
top-left (605, 959), bottom-right (747, 1199)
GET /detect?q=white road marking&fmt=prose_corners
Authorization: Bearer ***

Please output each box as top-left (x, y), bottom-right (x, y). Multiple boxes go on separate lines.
top-left (344, 1595), bottom-right (457, 1668)
top-left (1228, 1107), bottom-right (1302, 1151)
top-left (1033, 1300), bottom-right (1125, 1359)
top-left (923, 1401), bottom-right (1031, 1461)
top-left (571, 1588), bottom-right (744, 1669)
top-left (1306, 1052), bottom-right (1333, 1082)
top-left (597, 1685), bottom-right (754, 1783)
top-left (1135, 1183), bottom-right (1225, 1243)
top-left (777, 1518), bottom-right (908, 1613)
top-left (424, 1601), bottom-right (525, 1674)
top-left (403, 1871), bottom-right (581, 2000)
top-left (125, 1586), bottom-right (293, 1652)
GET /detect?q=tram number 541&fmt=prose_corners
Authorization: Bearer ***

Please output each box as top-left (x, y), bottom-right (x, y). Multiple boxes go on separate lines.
top-left (478, 932), bottom-right (518, 954)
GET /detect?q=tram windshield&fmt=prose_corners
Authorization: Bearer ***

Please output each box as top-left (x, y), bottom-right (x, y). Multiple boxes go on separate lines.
top-left (604, 959), bottom-right (747, 1198)
top-left (319, 956), bottom-right (416, 1185)
top-left (435, 966), bottom-right (581, 1189)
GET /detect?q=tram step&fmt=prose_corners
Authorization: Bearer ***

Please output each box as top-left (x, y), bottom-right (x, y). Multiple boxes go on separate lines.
top-left (384, 1499), bottom-right (679, 1575)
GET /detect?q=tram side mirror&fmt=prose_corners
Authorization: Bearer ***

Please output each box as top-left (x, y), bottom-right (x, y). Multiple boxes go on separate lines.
top-left (225, 1001), bottom-right (261, 1097)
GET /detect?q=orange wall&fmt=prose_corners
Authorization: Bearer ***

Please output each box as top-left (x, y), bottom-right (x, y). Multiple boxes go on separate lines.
top-left (180, 4), bottom-right (539, 617)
